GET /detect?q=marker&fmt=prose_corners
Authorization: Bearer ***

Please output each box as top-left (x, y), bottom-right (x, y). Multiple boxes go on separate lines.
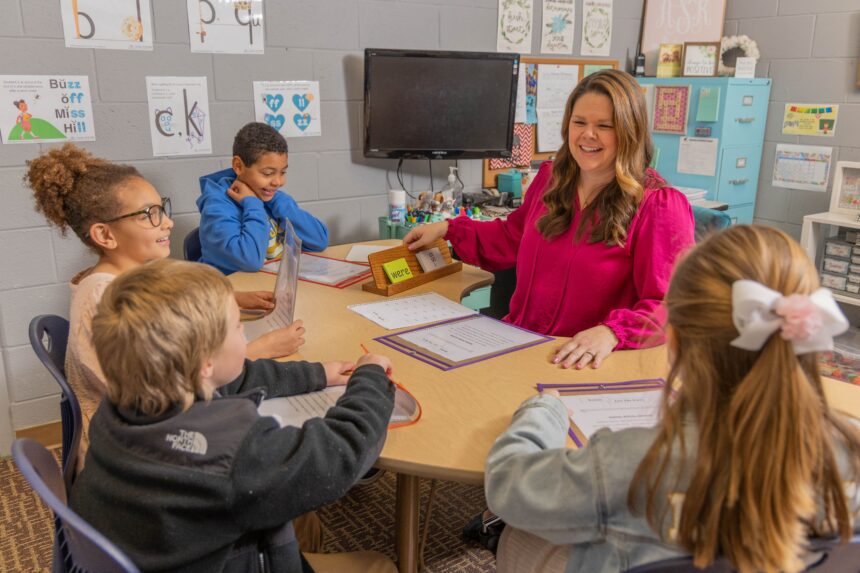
top-left (360, 343), bottom-right (370, 354)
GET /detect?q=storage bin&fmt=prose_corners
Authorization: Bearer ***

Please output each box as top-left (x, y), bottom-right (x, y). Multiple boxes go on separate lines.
top-left (819, 327), bottom-right (860, 385)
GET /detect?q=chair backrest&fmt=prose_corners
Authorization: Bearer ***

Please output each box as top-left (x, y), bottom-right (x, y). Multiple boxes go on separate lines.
top-left (692, 205), bottom-right (732, 242)
top-left (623, 535), bottom-right (860, 573)
top-left (184, 226), bottom-right (202, 261)
top-left (28, 314), bottom-right (80, 488)
top-left (13, 439), bottom-right (141, 573)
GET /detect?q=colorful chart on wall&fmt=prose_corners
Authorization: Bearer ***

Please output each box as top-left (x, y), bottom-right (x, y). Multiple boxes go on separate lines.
top-left (0, 75), bottom-right (95, 144)
top-left (782, 104), bottom-right (839, 137)
top-left (772, 144), bottom-right (833, 193)
top-left (145, 76), bottom-right (212, 156)
top-left (652, 84), bottom-right (690, 134)
top-left (253, 81), bottom-right (322, 138)
top-left (60, 0), bottom-right (153, 50)
top-left (187, 0), bottom-right (264, 54)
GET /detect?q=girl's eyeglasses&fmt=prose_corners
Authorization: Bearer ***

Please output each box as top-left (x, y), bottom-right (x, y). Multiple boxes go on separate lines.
top-left (103, 197), bottom-right (172, 228)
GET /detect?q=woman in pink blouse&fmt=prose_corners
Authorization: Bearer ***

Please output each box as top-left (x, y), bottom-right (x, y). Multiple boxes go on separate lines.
top-left (405, 69), bottom-right (695, 370)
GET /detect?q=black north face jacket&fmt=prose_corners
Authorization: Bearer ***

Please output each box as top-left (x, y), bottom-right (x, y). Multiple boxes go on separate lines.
top-left (70, 360), bottom-right (394, 573)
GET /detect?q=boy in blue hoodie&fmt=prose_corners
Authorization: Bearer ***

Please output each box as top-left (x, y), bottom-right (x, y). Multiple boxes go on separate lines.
top-left (197, 122), bottom-right (329, 274)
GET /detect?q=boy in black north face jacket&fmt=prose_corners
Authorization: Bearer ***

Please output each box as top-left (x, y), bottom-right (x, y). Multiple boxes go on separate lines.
top-left (70, 260), bottom-right (397, 573)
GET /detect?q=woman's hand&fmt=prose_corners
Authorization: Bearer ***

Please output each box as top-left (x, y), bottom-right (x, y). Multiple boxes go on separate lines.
top-left (552, 325), bottom-right (619, 369)
top-left (403, 221), bottom-right (449, 251)
top-left (234, 290), bottom-right (275, 311)
top-left (246, 320), bottom-right (306, 360)
top-left (322, 361), bottom-right (356, 386)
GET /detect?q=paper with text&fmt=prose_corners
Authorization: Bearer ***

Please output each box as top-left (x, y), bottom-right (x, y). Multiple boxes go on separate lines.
top-left (349, 292), bottom-right (476, 330)
top-left (346, 244), bottom-right (389, 263)
top-left (259, 386), bottom-right (416, 427)
top-left (298, 255), bottom-right (371, 285)
top-left (561, 389), bottom-right (662, 438)
top-left (396, 315), bottom-right (546, 363)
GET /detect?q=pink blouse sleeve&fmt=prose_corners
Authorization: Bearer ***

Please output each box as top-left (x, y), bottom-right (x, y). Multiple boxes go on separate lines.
top-left (444, 162), bottom-right (552, 272)
top-left (601, 187), bottom-right (695, 350)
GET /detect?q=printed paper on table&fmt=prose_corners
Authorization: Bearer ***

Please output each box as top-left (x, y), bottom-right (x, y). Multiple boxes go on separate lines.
top-left (253, 81), bottom-right (322, 138)
top-left (60, 0), bottom-right (153, 50)
top-left (146, 76), bottom-right (212, 156)
top-left (652, 84), bottom-right (690, 134)
top-left (0, 75), bottom-right (95, 144)
top-left (187, 0), bottom-right (264, 54)
top-left (348, 292), bottom-right (477, 330)
top-left (782, 104), bottom-right (839, 137)
top-left (497, 0), bottom-right (534, 53)
top-left (772, 144), bottom-right (833, 193)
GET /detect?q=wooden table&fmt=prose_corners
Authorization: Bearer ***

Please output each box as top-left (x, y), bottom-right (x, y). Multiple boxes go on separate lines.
top-left (230, 240), bottom-right (860, 573)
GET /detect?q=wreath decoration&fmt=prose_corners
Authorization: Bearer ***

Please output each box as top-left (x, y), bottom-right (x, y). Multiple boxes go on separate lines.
top-left (718, 35), bottom-right (760, 76)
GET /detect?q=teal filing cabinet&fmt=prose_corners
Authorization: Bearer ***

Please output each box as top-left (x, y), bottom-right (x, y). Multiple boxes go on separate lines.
top-left (637, 77), bottom-right (771, 224)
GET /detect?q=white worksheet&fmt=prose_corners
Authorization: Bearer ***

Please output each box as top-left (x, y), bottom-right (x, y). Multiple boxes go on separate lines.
top-left (298, 255), bottom-right (370, 285)
top-left (348, 292), bottom-right (476, 330)
top-left (396, 315), bottom-right (546, 363)
top-left (345, 244), bottom-right (389, 263)
top-left (677, 137), bottom-right (718, 177)
top-left (259, 386), bottom-right (415, 427)
top-left (536, 64), bottom-right (579, 110)
top-left (560, 389), bottom-right (662, 438)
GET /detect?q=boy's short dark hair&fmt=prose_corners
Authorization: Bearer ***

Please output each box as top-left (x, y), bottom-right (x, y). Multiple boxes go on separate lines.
top-left (232, 122), bottom-right (288, 166)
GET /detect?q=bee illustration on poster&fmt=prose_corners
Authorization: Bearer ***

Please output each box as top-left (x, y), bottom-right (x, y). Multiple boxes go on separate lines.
top-left (146, 76), bottom-right (212, 157)
top-left (60, 0), bottom-right (154, 50)
top-left (188, 0), bottom-right (265, 54)
top-left (0, 75), bottom-right (95, 144)
top-left (253, 81), bottom-right (322, 138)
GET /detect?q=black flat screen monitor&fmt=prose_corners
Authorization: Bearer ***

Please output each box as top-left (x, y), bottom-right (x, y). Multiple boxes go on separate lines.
top-left (363, 49), bottom-right (520, 160)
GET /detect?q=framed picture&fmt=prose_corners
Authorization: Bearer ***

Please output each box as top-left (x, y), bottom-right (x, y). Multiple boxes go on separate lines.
top-left (639, 0), bottom-right (727, 76)
top-left (656, 43), bottom-right (683, 78)
top-left (682, 42), bottom-right (720, 76)
top-left (829, 161), bottom-right (860, 217)
top-left (652, 84), bottom-right (690, 134)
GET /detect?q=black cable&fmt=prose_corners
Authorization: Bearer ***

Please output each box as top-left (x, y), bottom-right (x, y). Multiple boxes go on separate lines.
top-left (428, 158), bottom-right (434, 193)
top-left (396, 158), bottom-right (406, 191)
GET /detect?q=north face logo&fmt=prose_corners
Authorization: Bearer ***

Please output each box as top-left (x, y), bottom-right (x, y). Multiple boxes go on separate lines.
top-left (165, 429), bottom-right (208, 455)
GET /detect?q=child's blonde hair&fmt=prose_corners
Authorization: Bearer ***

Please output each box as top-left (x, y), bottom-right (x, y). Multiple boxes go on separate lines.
top-left (92, 259), bottom-right (234, 417)
top-left (25, 143), bottom-right (143, 251)
top-left (630, 224), bottom-right (860, 572)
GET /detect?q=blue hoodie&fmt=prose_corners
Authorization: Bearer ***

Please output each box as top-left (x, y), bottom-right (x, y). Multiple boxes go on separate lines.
top-left (196, 168), bottom-right (329, 274)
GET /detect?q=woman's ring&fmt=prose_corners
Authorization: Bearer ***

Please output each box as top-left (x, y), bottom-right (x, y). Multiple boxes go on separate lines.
top-left (583, 351), bottom-right (595, 359)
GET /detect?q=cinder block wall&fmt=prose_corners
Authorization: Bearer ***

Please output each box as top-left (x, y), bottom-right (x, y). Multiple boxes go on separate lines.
top-left (731, 0), bottom-right (860, 237)
top-left (0, 0), bottom-right (642, 453)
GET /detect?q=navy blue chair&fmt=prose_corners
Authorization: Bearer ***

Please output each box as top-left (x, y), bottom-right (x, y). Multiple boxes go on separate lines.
top-left (28, 315), bottom-right (80, 490)
top-left (183, 227), bottom-right (202, 261)
top-left (692, 204), bottom-right (732, 242)
top-left (13, 438), bottom-right (141, 573)
top-left (624, 535), bottom-right (860, 572)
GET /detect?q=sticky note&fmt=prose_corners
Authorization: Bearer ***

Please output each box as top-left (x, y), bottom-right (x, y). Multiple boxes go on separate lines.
top-left (383, 258), bottom-right (414, 284)
top-left (696, 87), bottom-right (720, 122)
top-left (415, 247), bottom-right (446, 272)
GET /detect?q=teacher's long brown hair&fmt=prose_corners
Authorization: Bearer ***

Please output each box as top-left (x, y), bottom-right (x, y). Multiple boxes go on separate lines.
top-left (536, 69), bottom-right (653, 246)
top-left (629, 225), bottom-right (860, 573)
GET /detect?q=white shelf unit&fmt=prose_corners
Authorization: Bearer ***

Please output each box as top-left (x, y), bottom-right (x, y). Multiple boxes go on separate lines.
top-left (800, 211), bottom-right (860, 307)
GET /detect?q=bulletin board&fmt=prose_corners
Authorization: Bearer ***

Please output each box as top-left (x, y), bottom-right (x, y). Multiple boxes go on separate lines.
top-left (482, 57), bottom-right (619, 189)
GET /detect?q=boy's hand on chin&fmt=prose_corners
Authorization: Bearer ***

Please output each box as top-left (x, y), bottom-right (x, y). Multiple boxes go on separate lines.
top-left (322, 361), bottom-right (355, 386)
top-left (226, 179), bottom-right (257, 204)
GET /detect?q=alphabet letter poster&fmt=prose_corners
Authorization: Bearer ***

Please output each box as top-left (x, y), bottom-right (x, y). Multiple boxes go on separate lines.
top-left (253, 81), bottom-right (322, 138)
top-left (188, 0), bottom-right (264, 54)
top-left (145, 76), bottom-right (212, 156)
top-left (0, 75), bottom-right (95, 144)
top-left (60, 0), bottom-right (153, 50)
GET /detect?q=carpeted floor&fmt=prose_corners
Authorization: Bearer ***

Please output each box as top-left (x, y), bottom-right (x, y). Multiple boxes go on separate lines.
top-left (0, 450), bottom-right (495, 573)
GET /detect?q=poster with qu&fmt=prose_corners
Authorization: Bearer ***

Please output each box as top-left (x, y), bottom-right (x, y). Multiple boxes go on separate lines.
top-left (187, 0), bottom-right (264, 54)
top-left (253, 81), bottom-right (322, 138)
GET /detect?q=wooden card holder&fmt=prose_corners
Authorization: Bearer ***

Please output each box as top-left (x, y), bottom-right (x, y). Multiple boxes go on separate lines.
top-left (362, 238), bottom-right (463, 296)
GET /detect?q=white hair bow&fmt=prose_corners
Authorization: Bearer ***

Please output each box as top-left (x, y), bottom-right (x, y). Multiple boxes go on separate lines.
top-left (730, 280), bottom-right (849, 354)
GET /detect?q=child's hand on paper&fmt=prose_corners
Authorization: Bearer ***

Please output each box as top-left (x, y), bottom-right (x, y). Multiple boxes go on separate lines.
top-left (540, 389), bottom-right (572, 419)
top-left (403, 221), bottom-right (448, 251)
top-left (356, 353), bottom-right (393, 377)
top-left (322, 361), bottom-right (355, 386)
top-left (234, 290), bottom-right (275, 311)
top-left (227, 178), bottom-right (257, 204)
top-left (246, 320), bottom-right (305, 360)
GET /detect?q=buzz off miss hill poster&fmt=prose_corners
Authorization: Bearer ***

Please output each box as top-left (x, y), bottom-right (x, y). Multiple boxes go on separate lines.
top-left (0, 75), bottom-right (95, 144)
